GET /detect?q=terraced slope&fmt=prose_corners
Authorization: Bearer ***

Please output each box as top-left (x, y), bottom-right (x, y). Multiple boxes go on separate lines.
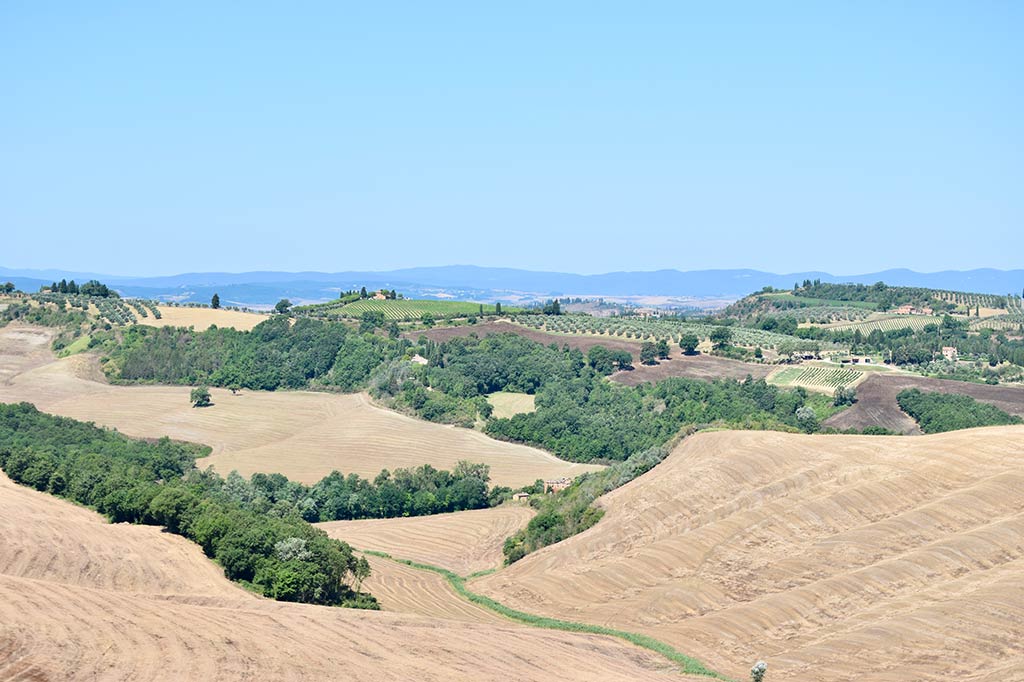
top-left (0, 470), bottom-right (687, 681)
top-left (474, 427), bottom-right (1024, 681)
top-left (321, 505), bottom-right (535, 575)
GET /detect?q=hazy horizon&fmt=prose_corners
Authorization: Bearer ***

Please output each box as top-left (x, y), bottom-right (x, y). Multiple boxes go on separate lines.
top-left (3, 3), bottom-right (1021, 274)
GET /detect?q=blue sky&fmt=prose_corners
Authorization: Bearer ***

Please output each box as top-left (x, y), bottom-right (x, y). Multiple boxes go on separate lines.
top-left (2, 2), bottom-right (1021, 276)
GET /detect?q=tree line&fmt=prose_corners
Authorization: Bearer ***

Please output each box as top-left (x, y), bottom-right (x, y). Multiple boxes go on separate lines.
top-left (0, 403), bottom-right (376, 608)
top-left (895, 389), bottom-right (1022, 433)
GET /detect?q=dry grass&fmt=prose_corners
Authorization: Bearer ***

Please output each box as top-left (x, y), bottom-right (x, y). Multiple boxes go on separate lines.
top-left (0, 470), bottom-right (685, 681)
top-left (321, 505), bottom-right (535, 575)
top-left (0, 326), bottom-right (600, 488)
top-left (140, 306), bottom-right (269, 331)
top-left (474, 427), bottom-right (1024, 681)
top-left (486, 391), bottom-right (537, 419)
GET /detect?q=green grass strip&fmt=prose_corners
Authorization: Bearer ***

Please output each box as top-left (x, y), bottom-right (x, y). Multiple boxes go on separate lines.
top-left (361, 550), bottom-right (731, 679)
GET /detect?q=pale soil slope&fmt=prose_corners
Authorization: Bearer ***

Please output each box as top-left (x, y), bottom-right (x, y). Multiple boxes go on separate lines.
top-left (321, 505), bottom-right (535, 575)
top-left (475, 427), bottom-right (1024, 681)
top-left (140, 305), bottom-right (269, 331)
top-left (0, 327), bottom-right (599, 488)
top-left (0, 472), bottom-right (684, 681)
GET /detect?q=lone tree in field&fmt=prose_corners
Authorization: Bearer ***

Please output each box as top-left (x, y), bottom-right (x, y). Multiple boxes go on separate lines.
top-left (679, 333), bottom-right (699, 355)
top-left (421, 312), bottom-right (435, 328)
top-left (655, 338), bottom-right (671, 359)
top-left (275, 298), bottom-right (292, 314)
top-left (750, 661), bottom-right (767, 682)
top-left (190, 386), bottom-right (212, 408)
top-left (640, 341), bottom-right (658, 365)
top-left (495, 302), bottom-right (502, 315)
top-left (710, 326), bottom-right (733, 350)
top-left (210, 293), bottom-right (220, 309)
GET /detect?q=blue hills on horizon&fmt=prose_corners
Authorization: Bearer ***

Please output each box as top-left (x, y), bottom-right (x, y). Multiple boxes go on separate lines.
top-left (1, 265), bottom-right (1021, 308)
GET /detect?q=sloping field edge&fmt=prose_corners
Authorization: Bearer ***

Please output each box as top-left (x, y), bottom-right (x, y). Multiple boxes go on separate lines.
top-left (362, 550), bottom-right (731, 680)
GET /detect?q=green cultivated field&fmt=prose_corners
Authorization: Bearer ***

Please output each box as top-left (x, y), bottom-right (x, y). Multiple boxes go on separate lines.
top-left (768, 365), bottom-right (863, 392)
top-left (825, 315), bottom-right (941, 334)
top-left (339, 299), bottom-right (515, 320)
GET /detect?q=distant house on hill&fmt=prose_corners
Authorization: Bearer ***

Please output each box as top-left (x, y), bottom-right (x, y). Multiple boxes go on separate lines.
top-left (942, 346), bottom-right (959, 361)
top-left (544, 477), bottom-right (572, 493)
top-left (373, 291), bottom-right (387, 300)
top-left (894, 305), bottom-right (914, 315)
top-left (410, 354), bottom-right (429, 365)
top-left (512, 492), bottom-right (530, 502)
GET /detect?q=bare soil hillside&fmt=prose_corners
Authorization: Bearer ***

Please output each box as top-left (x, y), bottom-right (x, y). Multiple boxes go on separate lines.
top-left (824, 373), bottom-right (1024, 434)
top-left (321, 505), bottom-right (535, 575)
top-left (0, 470), bottom-right (687, 681)
top-left (0, 326), bottom-right (599, 488)
top-left (474, 427), bottom-right (1024, 681)
top-left (612, 350), bottom-right (772, 386)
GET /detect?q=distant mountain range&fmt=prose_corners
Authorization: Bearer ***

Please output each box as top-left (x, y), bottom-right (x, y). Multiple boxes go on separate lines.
top-left (2, 265), bottom-right (1022, 308)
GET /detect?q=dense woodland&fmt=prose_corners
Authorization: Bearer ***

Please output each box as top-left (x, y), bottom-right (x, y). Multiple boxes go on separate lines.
top-left (0, 403), bottom-right (376, 608)
top-left (219, 461), bottom-right (508, 522)
top-left (895, 389), bottom-right (1022, 433)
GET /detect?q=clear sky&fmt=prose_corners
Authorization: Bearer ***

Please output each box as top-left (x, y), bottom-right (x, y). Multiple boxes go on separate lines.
top-left (2, 2), bottom-right (1021, 276)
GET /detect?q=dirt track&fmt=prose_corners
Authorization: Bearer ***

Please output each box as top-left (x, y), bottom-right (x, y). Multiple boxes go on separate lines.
top-left (824, 373), bottom-right (1024, 434)
top-left (474, 427), bottom-right (1024, 681)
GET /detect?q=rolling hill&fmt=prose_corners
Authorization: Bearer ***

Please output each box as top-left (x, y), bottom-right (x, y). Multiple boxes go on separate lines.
top-left (473, 427), bottom-right (1024, 681)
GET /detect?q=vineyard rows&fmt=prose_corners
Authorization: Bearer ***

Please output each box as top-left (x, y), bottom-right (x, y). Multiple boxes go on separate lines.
top-left (826, 315), bottom-right (941, 334)
top-left (769, 365), bottom-right (862, 390)
top-left (309, 299), bottom-right (513, 321)
top-left (970, 314), bottom-right (1024, 332)
top-left (508, 315), bottom-right (835, 351)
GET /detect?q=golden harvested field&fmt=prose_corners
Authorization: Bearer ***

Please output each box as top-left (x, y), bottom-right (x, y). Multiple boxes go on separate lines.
top-left (140, 305), bottom-right (269, 331)
top-left (0, 470), bottom-right (685, 681)
top-left (474, 427), bottom-right (1024, 681)
top-left (321, 505), bottom-right (535, 575)
top-left (0, 326), bottom-right (599, 488)
top-left (358, 554), bottom-right (509, 622)
top-left (486, 391), bottom-right (536, 418)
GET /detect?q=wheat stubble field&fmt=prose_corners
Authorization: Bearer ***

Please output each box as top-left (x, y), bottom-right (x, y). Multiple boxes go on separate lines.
top-left (474, 428), bottom-right (1024, 682)
top-left (0, 470), bottom-right (690, 682)
top-left (321, 505), bottom-right (535, 575)
top-left (0, 325), bottom-right (599, 488)
top-left (140, 305), bottom-right (269, 330)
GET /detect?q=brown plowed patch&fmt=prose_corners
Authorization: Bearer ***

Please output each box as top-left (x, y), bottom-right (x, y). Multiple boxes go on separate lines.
top-left (612, 350), bottom-right (772, 386)
top-left (0, 473), bottom-right (687, 681)
top-left (321, 505), bottom-right (535, 575)
top-left (473, 427), bottom-right (1024, 681)
top-left (0, 326), bottom-right (599, 488)
top-left (824, 373), bottom-right (1024, 434)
